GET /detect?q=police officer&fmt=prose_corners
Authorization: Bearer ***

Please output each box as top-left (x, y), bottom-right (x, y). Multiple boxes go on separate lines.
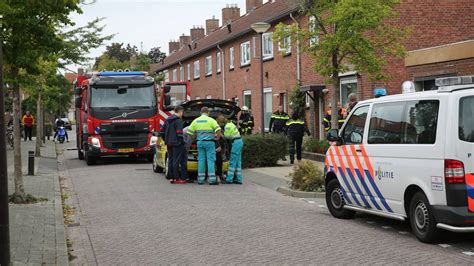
top-left (323, 102), bottom-right (346, 131)
top-left (286, 112), bottom-right (311, 164)
top-left (238, 106), bottom-right (254, 135)
top-left (269, 105), bottom-right (289, 134)
top-left (223, 116), bottom-right (244, 184)
top-left (187, 107), bottom-right (221, 185)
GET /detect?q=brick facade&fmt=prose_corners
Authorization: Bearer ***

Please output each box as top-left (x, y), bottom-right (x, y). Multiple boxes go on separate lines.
top-left (152, 0), bottom-right (474, 136)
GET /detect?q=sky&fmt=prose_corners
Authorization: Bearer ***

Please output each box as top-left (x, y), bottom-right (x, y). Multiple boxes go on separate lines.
top-left (68, 0), bottom-right (253, 70)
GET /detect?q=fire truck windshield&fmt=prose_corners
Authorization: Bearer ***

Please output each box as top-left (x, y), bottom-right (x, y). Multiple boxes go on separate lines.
top-left (90, 85), bottom-right (157, 109)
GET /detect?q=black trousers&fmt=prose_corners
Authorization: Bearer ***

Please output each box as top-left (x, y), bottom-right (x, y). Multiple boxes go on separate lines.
top-left (288, 136), bottom-right (303, 162)
top-left (168, 145), bottom-right (188, 180)
top-left (216, 152), bottom-right (223, 177)
top-left (24, 126), bottom-right (33, 141)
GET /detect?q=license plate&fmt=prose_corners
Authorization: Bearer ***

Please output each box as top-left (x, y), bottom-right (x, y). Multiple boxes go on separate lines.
top-left (118, 148), bottom-right (134, 153)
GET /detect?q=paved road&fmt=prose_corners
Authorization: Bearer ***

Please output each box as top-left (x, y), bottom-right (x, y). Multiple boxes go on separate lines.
top-left (60, 134), bottom-right (474, 264)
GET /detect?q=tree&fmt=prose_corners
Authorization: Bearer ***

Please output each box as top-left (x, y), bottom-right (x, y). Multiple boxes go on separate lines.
top-left (275, 0), bottom-right (407, 129)
top-left (289, 84), bottom-right (306, 118)
top-left (94, 42), bottom-right (137, 69)
top-left (1, 1), bottom-right (111, 202)
top-left (147, 47), bottom-right (166, 64)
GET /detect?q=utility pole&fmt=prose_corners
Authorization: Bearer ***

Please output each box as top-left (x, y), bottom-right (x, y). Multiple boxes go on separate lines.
top-left (0, 14), bottom-right (12, 265)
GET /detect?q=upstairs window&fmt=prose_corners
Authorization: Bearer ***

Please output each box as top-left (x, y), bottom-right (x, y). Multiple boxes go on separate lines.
top-left (229, 47), bottom-right (235, 69)
top-left (187, 64), bottom-right (191, 81)
top-left (172, 69), bottom-right (177, 82)
top-left (205, 56), bottom-right (212, 76)
top-left (193, 60), bottom-right (200, 79)
top-left (262, 32), bottom-right (274, 59)
top-left (278, 35), bottom-right (291, 55)
top-left (240, 41), bottom-right (251, 66)
top-left (309, 16), bottom-right (319, 46)
top-left (216, 52), bottom-right (222, 73)
top-left (179, 66), bottom-right (184, 81)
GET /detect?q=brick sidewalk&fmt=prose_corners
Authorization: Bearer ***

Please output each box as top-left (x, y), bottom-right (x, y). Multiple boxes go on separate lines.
top-left (7, 139), bottom-right (69, 265)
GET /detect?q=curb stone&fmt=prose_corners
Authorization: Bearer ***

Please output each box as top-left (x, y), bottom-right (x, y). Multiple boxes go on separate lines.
top-left (276, 186), bottom-right (325, 198)
top-left (302, 152), bottom-right (326, 162)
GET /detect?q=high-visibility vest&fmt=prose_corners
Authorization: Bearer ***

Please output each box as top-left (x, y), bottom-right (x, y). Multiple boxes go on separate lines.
top-left (224, 122), bottom-right (240, 139)
top-left (187, 114), bottom-right (221, 141)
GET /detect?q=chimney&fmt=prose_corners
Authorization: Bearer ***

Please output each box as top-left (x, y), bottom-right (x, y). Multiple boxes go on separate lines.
top-left (190, 26), bottom-right (205, 42)
top-left (179, 34), bottom-right (192, 49)
top-left (168, 40), bottom-right (180, 54)
top-left (246, 0), bottom-right (263, 13)
top-left (222, 4), bottom-right (240, 25)
top-left (205, 16), bottom-right (220, 35)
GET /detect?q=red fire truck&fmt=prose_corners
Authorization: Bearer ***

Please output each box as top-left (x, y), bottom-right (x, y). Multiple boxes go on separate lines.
top-left (74, 71), bottom-right (190, 165)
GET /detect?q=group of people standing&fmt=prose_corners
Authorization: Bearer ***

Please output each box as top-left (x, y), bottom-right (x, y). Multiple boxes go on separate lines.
top-left (160, 106), bottom-right (244, 185)
top-left (7, 111), bottom-right (35, 141)
top-left (323, 92), bottom-right (358, 132)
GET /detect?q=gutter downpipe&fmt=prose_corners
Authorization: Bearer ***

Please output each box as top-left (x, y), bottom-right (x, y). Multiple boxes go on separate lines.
top-left (290, 13), bottom-right (301, 84)
top-left (217, 45), bottom-right (226, 100)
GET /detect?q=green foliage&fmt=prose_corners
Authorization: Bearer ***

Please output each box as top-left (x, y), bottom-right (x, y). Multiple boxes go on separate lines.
top-left (303, 136), bottom-right (330, 154)
top-left (94, 42), bottom-right (138, 70)
top-left (289, 160), bottom-right (325, 192)
top-left (242, 134), bottom-right (288, 168)
top-left (288, 84), bottom-right (306, 117)
top-left (148, 47), bottom-right (167, 64)
top-left (274, 0), bottom-right (408, 128)
top-left (133, 53), bottom-right (152, 72)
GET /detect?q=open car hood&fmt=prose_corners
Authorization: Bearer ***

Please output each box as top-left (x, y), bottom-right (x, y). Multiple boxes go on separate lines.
top-left (181, 99), bottom-right (241, 124)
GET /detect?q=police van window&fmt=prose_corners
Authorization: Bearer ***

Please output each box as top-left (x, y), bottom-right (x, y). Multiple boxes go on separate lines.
top-left (459, 96), bottom-right (474, 143)
top-left (368, 102), bottom-right (405, 144)
top-left (402, 100), bottom-right (439, 144)
top-left (342, 105), bottom-right (369, 144)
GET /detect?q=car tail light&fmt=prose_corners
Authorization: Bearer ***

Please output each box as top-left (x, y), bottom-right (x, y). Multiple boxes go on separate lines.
top-left (445, 159), bottom-right (465, 184)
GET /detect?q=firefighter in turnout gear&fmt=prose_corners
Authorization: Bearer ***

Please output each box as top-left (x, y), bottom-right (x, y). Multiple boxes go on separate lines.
top-left (286, 112), bottom-right (311, 164)
top-left (238, 106), bottom-right (254, 135)
top-left (269, 105), bottom-right (289, 134)
top-left (223, 117), bottom-right (243, 184)
top-left (187, 107), bottom-right (222, 185)
top-left (323, 102), bottom-right (346, 131)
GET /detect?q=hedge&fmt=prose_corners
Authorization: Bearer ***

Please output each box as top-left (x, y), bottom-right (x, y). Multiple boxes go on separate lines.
top-left (303, 136), bottom-right (330, 154)
top-left (242, 134), bottom-right (288, 168)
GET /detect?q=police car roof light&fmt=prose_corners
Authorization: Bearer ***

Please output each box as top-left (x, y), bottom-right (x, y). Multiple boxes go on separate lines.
top-left (374, 88), bottom-right (387, 98)
top-left (436, 76), bottom-right (474, 87)
top-left (97, 71), bottom-right (146, 77)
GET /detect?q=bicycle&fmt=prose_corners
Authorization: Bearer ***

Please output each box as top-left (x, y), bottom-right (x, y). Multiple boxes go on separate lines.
top-left (6, 125), bottom-right (14, 148)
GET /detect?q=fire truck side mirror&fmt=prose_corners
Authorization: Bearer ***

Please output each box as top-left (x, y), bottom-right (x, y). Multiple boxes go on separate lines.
top-left (164, 85), bottom-right (171, 94)
top-left (75, 96), bottom-right (82, 108)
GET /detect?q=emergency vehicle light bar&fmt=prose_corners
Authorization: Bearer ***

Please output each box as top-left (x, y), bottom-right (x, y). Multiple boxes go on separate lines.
top-left (97, 71), bottom-right (147, 77)
top-left (435, 76), bottom-right (474, 87)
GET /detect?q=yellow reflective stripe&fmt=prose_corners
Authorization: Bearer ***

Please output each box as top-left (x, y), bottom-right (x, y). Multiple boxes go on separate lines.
top-left (286, 120), bottom-right (305, 126)
top-left (271, 115), bottom-right (290, 119)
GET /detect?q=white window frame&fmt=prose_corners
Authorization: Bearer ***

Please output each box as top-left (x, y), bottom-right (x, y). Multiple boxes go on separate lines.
top-left (309, 16), bottom-right (319, 46)
top-left (164, 70), bottom-right (169, 82)
top-left (193, 60), bottom-right (200, 79)
top-left (278, 35), bottom-right (291, 54)
top-left (229, 47), bottom-right (235, 69)
top-left (179, 66), bottom-right (184, 81)
top-left (206, 95), bottom-right (212, 99)
top-left (172, 69), bottom-right (177, 82)
top-left (240, 41), bottom-right (251, 67)
top-left (205, 56), bottom-right (212, 76)
top-left (187, 64), bottom-right (191, 81)
top-left (216, 52), bottom-right (222, 73)
top-left (263, 88), bottom-right (273, 132)
top-left (243, 90), bottom-right (251, 108)
top-left (262, 32), bottom-right (274, 60)
top-left (195, 96), bottom-right (201, 100)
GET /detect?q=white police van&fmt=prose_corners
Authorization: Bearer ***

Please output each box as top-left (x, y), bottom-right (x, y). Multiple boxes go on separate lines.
top-left (325, 76), bottom-right (474, 243)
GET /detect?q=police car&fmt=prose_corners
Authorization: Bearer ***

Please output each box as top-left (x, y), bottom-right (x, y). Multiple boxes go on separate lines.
top-left (325, 76), bottom-right (474, 243)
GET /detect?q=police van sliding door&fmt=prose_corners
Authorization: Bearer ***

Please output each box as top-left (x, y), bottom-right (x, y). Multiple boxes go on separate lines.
top-left (366, 100), bottom-right (445, 215)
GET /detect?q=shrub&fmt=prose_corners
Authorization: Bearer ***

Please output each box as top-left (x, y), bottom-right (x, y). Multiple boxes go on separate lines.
top-left (303, 136), bottom-right (330, 154)
top-left (289, 160), bottom-right (325, 192)
top-left (242, 134), bottom-right (288, 168)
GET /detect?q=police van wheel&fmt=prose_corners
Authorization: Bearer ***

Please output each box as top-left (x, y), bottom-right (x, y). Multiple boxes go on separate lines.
top-left (409, 192), bottom-right (439, 243)
top-left (326, 179), bottom-right (355, 219)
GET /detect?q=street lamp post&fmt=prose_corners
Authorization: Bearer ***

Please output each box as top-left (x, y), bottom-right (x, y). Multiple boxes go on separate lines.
top-left (0, 14), bottom-right (11, 265)
top-left (251, 22), bottom-right (271, 135)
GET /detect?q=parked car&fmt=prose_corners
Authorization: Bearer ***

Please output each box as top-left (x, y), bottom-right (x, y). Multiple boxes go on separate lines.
top-left (152, 99), bottom-right (241, 177)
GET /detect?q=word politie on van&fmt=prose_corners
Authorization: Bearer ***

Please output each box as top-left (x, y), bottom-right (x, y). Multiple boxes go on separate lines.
top-left (375, 167), bottom-right (394, 180)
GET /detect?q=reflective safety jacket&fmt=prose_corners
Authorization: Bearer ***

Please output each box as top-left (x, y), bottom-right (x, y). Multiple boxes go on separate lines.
top-left (187, 114), bottom-right (221, 141)
top-left (239, 113), bottom-right (254, 135)
top-left (286, 119), bottom-right (311, 139)
top-left (269, 111), bottom-right (289, 133)
top-left (323, 110), bottom-right (345, 131)
top-left (224, 122), bottom-right (241, 139)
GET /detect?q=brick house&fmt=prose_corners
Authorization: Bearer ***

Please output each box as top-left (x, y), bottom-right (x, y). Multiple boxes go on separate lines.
top-left (151, 0), bottom-right (474, 139)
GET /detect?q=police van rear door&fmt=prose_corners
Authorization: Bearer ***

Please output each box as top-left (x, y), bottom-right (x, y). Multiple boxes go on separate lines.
top-left (454, 90), bottom-right (474, 212)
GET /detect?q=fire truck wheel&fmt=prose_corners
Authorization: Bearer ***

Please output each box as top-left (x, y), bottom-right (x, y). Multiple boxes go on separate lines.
top-left (147, 154), bottom-right (154, 163)
top-left (85, 150), bottom-right (97, 166)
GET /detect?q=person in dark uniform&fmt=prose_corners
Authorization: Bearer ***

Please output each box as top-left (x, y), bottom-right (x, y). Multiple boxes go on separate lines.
top-left (269, 105), bottom-right (289, 134)
top-left (162, 106), bottom-right (188, 184)
top-left (286, 112), bottom-right (311, 164)
top-left (238, 106), bottom-right (254, 135)
top-left (323, 102), bottom-right (346, 132)
top-left (216, 115), bottom-right (229, 182)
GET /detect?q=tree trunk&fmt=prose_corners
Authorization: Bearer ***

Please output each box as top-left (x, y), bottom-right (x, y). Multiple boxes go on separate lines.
top-left (12, 67), bottom-right (25, 198)
top-left (35, 89), bottom-right (42, 156)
